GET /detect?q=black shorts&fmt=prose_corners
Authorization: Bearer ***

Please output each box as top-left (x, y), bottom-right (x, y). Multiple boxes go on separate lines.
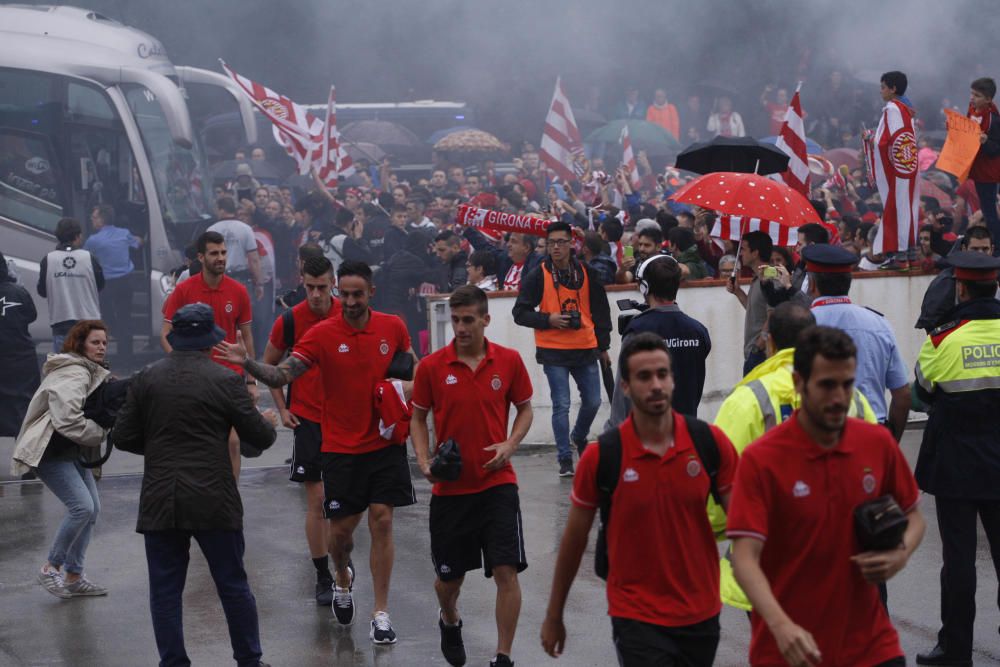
top-left (321, 445), bottom-right (416, 518)
top-left (289, 418), bottom-right (323, 483)
top-left (429, 483), bottom-right (527, 581)
top-left (611, 615), bottom-right (719, 667)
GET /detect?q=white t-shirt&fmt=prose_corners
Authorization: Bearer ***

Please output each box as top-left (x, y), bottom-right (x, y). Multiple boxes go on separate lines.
top-left (207, 218), bottom-right (257, 273)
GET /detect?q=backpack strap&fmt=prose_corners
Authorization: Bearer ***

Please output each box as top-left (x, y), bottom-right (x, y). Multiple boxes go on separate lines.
top-left (282, 309), bottom-right (295, 349)
top-left (684, 415), bottom-right (723, 506)
top-left (596, 427), bottom-right (623, 513)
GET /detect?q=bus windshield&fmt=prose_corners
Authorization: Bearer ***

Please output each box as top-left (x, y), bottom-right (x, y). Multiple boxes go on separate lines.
top-left (123, 84), bottom-right (212, 230)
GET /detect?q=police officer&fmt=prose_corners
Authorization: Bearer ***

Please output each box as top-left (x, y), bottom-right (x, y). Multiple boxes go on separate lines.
top-left (712, 301), bottom-right (877, 610)
top-left (606, 254), bottom-right (711, 427)
top-left (801, 244), bottom-right (911, 439)
top-left (914, 252), bottom-right (1000, 667)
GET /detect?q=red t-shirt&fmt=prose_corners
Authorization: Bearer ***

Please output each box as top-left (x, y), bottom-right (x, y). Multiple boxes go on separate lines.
top-left (572, 413), bottom-right (738, 627)
top-left (292, 310), bottom-right (410, 454)
top-left (726, 415), bottom-right (919, 666)
top-left (268, 298), bottom-right (341, 423)
top-left (163, 273), bottom-right (251, 373)
top-left (411, 339), bottom-right (533, 496)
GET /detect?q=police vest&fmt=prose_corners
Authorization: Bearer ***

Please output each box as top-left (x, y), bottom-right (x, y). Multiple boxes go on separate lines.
top-left (535, 263), bottom-right (597, 350)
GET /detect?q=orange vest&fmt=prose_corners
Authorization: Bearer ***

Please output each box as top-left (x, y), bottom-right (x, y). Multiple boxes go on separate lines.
top-left (535, 263), bottom-right (598, 350)
top-left (646, 103), bottom-right (680, 140)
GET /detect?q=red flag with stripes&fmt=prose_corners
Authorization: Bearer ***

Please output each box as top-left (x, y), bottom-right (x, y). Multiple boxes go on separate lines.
top-left (315, 85), bottom-right (354, 187)
top-left (621, 125), bottom-right (641, 189)
top-left (711, 215), bottom-right (798, 246)
top-left (774, 83), bottom-right (810, 197)
top-left (540, 77), bottom-right (584, 182)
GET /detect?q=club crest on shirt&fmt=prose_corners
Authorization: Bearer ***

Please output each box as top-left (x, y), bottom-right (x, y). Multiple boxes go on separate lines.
top-left (490, 374), bottom-right (502, 391)
top-left (862, 468), bottom-right (877, 494)
top-left (338, 343), bottom-right (349, 353)
top-left (379, 340), bottom-right (390, 356)
top-left (446, 374), bottom-right (458, 385)
top-left (686, 457), bottom-right (701, 478)
top-left (623, 468), bottom-right (639, 482)
top-left (225, 302), bottom-right (233, 313)
top-left (792, 480), bottom-right (811, 498)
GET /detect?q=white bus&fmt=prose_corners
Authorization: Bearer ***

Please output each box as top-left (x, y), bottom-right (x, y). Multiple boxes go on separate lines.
top-left (0, 4), bottom-right (257, 341)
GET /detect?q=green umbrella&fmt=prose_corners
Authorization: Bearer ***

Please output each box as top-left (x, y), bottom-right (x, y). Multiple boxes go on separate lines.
top-left (585, 119), bottom-right (681, 156)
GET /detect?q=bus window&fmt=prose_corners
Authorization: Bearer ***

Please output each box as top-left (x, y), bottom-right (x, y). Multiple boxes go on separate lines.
top-left (0, 129), bottom-right (64, 233)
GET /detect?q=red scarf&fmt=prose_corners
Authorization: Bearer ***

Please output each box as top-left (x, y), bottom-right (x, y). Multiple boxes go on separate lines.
top-left (968, 101), bottom-right (999, 132)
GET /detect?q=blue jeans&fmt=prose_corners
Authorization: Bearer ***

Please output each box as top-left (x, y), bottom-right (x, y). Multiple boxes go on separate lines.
top-left (35, 458), bottom-right (100, 574)
top-left (52, 333), bottom-right (66, 354)
top-left (543, 361), bottom-right (602, 462)
top-left (975, 180), bottom-right (1000, 256)
top-left (144, 530), bottom-right (262, 667)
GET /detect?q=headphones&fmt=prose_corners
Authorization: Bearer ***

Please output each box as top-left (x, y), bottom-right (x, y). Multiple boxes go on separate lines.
top-left (636, 253), bottom-right (678, 298)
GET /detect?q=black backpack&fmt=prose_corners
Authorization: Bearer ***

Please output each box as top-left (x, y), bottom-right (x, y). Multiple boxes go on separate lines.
top-left (594, 416), bottom-right (722, 580)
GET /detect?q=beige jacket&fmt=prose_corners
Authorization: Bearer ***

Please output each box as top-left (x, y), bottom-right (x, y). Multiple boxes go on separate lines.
top-left (10, 354), bottom-right (109, 476)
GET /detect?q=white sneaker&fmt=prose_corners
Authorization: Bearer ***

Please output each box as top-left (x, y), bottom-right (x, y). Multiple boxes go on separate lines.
top-left (370, 611), bottom-right (397, 644)
top-left (37, 567), bottom-right (70, 599)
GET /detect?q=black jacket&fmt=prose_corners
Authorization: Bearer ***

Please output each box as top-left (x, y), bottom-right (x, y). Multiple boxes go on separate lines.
top-left (439, 250), bottom-right (469, 292)
top-left (0, 280), bottom-right (40, 436)
top-left (915, 266), bottom-right (955, 333)
top-left (512, 257), bottom-right (612, 366)
top-left (382, 226), bottom-right (409, 262)
top-left (112, 351), bottom-right (276, 532)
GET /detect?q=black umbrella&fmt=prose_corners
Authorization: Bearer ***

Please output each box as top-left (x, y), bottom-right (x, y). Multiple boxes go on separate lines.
top-left (600, 357), bottom-right (615, 402)
top-left (674, 136), bottom-right (790, 175)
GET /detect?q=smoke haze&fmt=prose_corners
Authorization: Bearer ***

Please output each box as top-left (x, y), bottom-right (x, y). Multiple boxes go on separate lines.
top-left (18, 0), bottom-right (997, 142)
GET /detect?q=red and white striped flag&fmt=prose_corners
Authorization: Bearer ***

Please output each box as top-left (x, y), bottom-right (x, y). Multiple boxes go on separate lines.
top-left (871, 99), bottom-right (919, 253)
top-left (774, 83), bottom-right (810, 197)
top-left (315, 85), bottom-right (354, 187)
top-left (711, 215), bottom-right (798, 247)
top-left (221, 60), bottom-right (319, 148)
top-left (621, 125), bottom-right (641, 189)
top-left (540, 76), bottom-right (584, 182)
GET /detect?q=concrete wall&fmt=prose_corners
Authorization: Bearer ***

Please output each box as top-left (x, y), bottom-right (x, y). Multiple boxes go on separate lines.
top-left (428, 273), bottom-right (935, 446)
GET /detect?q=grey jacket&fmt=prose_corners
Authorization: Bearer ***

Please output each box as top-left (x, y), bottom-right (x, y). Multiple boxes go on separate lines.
top-left (113, 351), bottom-right (276, 532)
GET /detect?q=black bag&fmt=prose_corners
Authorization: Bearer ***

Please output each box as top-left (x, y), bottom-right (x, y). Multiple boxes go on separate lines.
top-left (386, 350), bottom-right (415, 381)
top-left (594, 416), bottom-right (722, 580)
top-left (854, 495), bottom-right (909, 552)
top-left (51, 377), bottom-right (132, 469)
top-left (430, 438), bottom-right (462, 481)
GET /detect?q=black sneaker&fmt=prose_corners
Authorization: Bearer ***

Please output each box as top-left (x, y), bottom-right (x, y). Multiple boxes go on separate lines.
top-left (315, 575), bottom-right (333, 606)
top-left (558, 459), bottom-right (574, 477)
top-left (438, 611), bottom-right (466, 666)
top-left (331, 565), bottom-right (355, 625)
top-left (370, 611), bottom-right (397, 644)
top-left (490, 654), bottom-right (514, 667)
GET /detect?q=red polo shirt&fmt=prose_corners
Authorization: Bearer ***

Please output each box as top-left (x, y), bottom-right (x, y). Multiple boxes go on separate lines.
top-left (292, 310), bottom-right (410, 454)
top-left (268, 298), bottom-right (342, 423)
top-left (572, 412), bottom-right (738, 627)
top-left (163, 273), bottom-right (251, 373)
top-left (411, 339), bottom-right (533, 496)
top-left (726, 415), bottom-right (919, 667)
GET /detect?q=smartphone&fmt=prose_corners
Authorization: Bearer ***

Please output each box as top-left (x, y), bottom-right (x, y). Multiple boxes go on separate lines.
top-left (624, 245), bottom-right (634, 259)
top-left (762, 266), bottom-right (778, 279)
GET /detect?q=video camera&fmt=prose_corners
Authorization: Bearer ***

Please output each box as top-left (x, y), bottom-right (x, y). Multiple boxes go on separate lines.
top-left (616, 298), bottom-right (648, 336)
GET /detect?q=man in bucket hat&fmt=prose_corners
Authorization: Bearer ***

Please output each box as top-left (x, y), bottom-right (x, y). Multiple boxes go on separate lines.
top-left (114, 302), bottom-right (277, 667)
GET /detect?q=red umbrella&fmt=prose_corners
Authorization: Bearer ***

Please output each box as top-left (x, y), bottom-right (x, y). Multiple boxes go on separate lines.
top-left (823, 147), bottom-right (861, 170)
top-left (669, 171), bottom-right (822, 225)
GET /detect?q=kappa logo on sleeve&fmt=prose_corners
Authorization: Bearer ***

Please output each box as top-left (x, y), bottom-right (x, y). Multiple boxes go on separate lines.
top-left (961, 344), bottom-right (1000, 369)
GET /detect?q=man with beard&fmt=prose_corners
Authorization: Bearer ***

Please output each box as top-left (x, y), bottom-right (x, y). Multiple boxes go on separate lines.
top-left (217, 261), bottom-right (417, 645)
top-left (541, 332), bottom-right (738, 665)
top-left (161, 231), bottom-right (254, 479)
top-left (728, 326), bottom-right (925, 667)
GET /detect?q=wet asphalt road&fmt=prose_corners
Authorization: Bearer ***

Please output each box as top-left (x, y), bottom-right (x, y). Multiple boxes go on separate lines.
top-left (1, 428), bottom-right (998, 666)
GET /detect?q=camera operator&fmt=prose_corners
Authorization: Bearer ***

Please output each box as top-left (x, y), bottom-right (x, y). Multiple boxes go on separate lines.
top-left (513, 221), bottom-right (611, 477)
top-left (607, 255), bottom-right (711, 429)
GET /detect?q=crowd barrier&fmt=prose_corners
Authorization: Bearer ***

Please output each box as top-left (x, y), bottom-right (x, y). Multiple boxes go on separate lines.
top-left (427, 271), bottom-right (936, 446)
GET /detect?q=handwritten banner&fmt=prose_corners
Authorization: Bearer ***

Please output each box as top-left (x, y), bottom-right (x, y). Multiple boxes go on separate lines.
top-left (936, 108), bottom-right (981, 182)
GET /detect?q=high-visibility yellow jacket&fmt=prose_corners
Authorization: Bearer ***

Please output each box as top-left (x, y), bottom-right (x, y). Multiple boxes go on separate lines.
top-left (711, 347), bottom-right (876, 610)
